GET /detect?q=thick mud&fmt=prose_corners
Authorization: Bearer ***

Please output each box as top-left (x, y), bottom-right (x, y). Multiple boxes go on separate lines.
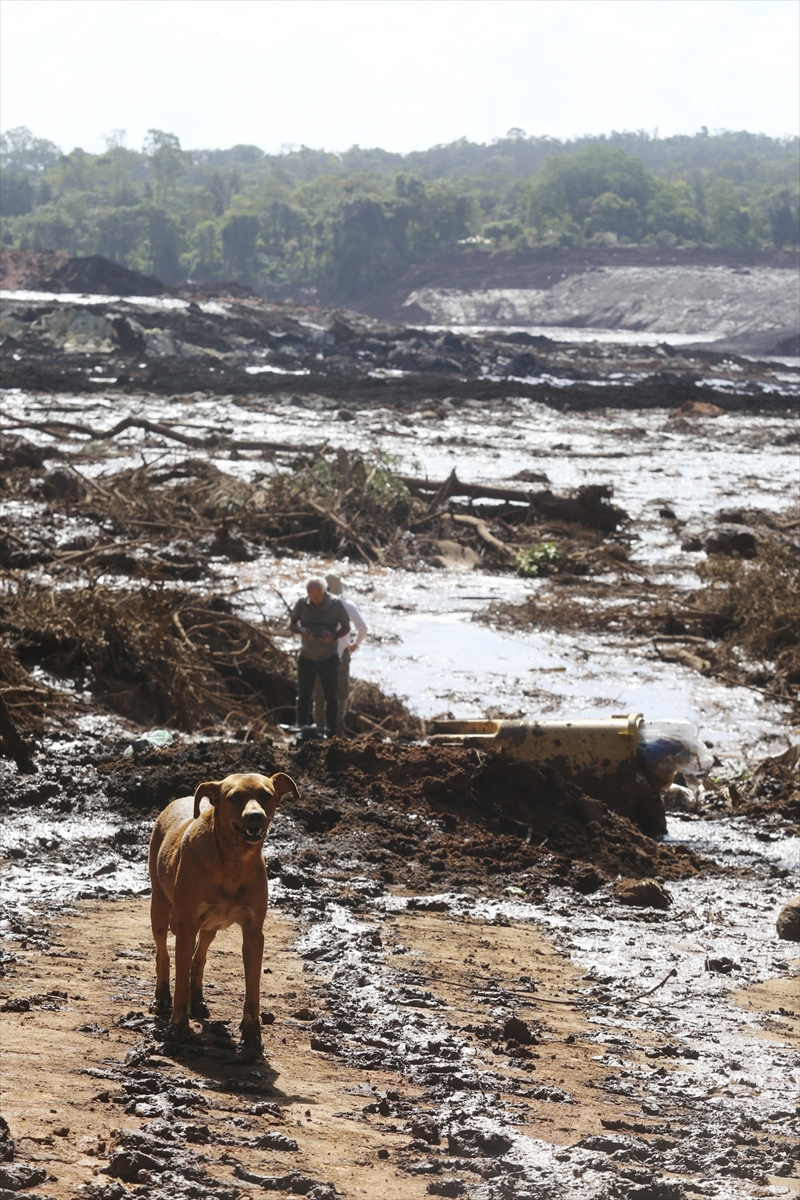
top-left (1, 271), bottom-right (798, 1198)
top-left (0, 736), bottom-right (798, 1200)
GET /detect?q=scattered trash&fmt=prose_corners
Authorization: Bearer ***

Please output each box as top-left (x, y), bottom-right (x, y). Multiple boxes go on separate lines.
top-left (123, 729), bottom-right (175, 757)
top-left (636, 719), bottom-right (714, 786)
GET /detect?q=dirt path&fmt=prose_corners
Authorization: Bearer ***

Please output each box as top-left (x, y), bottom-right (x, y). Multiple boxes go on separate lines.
top-left (2, 899), bottom-right (432, 1199)
top-left (1, 897), bottom-right (609, 1199)
top-left (2, 894), bottom-right (797, 1199)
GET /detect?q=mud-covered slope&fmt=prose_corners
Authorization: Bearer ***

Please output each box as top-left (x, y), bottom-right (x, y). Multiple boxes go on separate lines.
top-left (346, 246), bottom-right (800, 357)
top-left (1, 288), bottom-right (796, 413)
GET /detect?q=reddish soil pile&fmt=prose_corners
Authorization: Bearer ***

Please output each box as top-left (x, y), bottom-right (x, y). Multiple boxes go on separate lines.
top-left (103, 738), bottom-right (704, 898)
top-left (0, 248), bottom-right (69, 290)
top-left (0, 248), bottom-right (166, 295)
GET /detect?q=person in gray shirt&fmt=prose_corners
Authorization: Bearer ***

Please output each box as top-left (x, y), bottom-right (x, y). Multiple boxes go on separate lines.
top-left (289, 578), bottom-right (350, 738)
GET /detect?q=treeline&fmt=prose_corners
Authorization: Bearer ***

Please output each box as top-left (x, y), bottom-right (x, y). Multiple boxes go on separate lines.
top-left (1, 126), bottom-right (798, 300)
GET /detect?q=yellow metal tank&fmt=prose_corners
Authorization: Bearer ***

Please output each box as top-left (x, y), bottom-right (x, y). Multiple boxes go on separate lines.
top-left (428, 712), bottom-right (646, 822)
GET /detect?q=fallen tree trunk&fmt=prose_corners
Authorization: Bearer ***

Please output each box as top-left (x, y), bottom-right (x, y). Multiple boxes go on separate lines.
top-left (2, 416), bottom-right (201, 446)
top-left (450, 513), bottom-right (516, 561)
top-left (2, 418), bottom-right (316, 456)
top-left (399, 472), bottom-right (626, 531)
top-left (306, 498), bottom-right (385, 565)
top-left (400, 471), bottom-right (538, 505)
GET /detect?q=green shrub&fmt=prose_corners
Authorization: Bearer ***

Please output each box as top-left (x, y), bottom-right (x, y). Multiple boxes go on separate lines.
top-left (514, 541), bottom-right (563, 577)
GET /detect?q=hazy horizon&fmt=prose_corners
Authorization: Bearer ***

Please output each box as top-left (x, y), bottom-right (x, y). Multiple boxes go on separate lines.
top-left (1, 0), bottom-right (798, 158)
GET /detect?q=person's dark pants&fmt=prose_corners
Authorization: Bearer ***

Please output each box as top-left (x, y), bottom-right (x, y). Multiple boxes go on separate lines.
top-left (297, 653), bottom-right (339, 734)
top-left (313, 648), bottom-right (350, 733)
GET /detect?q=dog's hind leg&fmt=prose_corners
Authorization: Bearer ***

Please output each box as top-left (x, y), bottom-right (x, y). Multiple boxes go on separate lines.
top-left (149, 879), bottom-right (172, 1017)
top-left (171, 919), bottom-right (200, 1030)
top-left (190, 927), bottom-right (217, 1019)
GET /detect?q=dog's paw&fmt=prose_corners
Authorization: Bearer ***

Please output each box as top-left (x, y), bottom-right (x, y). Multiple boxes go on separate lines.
top-left (163, 1019), bottom-right (194, 1045)
top-left (235, 1039), bottom-right (264, 1064)
top-left (238, 1022), bottom-right (264, 1063)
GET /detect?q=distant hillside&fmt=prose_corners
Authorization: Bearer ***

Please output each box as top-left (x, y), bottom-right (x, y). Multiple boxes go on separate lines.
top-left (1, 127), bottom-right (797, 307)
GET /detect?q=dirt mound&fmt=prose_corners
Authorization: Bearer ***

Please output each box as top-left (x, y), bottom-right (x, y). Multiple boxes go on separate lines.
top-left (0, 248), bottom-right (166, 296)
top-left (81, 736), bottom-right (704, 898)
top-left (49, 254), bottom-right (167, 296)
top-left (0, 247), bottom-right (69, 290)
top-left (290, 740), bottom-right (702, 886)
top-left (350, 245), bottom-right (800, 329)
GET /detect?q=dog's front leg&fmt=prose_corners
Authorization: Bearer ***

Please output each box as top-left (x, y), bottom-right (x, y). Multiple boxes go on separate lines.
top-left (171, 919), bottom-right (199, 1032)
top-left (240, 922), bottom-right (265, 1053)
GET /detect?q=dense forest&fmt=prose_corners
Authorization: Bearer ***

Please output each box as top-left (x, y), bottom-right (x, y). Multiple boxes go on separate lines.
top-left (1, 126), bottom-right (798, 300)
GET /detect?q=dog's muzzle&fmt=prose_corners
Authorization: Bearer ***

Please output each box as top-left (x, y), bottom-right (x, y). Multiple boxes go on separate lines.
top-left (233, 822), bottom-right (267, 843)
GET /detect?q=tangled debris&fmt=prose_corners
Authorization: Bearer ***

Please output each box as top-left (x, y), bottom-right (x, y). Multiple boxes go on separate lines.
top-left (0, 583), bottom-right (421, 743)
top-left (0, 584), bottom-right (294, 733)
top-left (1, 430), bottom-right (630, 576)
top-left (693, 536), bottom-right (800, 710)
top-left (484, 529), bottom-right (800, 717)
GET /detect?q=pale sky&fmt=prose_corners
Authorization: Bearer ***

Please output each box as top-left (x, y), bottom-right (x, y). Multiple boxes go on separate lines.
top-left (1, 0), bottom-right (798, 156)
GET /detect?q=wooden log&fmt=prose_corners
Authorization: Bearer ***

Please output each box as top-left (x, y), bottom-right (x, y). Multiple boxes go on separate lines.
top-left (2, 419), bottom-right (318, 457)
top-left (0, 692), bottom-right (37, 774)
top-left (306, 498), bottom-right (385, 565)
top-left (400, 471), bottom-right (538, 505)
top-left (450, 513), bottom-right (516, 561)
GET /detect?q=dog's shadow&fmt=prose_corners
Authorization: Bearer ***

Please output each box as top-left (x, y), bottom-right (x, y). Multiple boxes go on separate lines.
top-left (120, 1013), bottom-right (319, 1110)
top-left (150, 1017), bottom-right (279, 1086)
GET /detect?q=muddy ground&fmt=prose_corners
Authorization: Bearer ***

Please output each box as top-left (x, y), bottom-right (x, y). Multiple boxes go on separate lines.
top-left (1, 737), bottom-right (797, 1200)
top-left (1, 261), bottom-right (799, 1199)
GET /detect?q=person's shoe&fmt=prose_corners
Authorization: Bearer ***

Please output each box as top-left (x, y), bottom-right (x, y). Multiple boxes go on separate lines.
top-left (297, 724), bottom-right (322, 743)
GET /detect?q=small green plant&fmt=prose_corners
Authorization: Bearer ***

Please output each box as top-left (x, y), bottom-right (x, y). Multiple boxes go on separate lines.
top-left (286, 449), bottom-right (408, 504)
top-left (514, 541), bottom-right (563, 577)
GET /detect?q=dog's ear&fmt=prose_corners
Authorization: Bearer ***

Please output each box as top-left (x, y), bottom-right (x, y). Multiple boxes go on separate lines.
top-left (269, 772), bottom-right (300, 803)
top-left (193, 780), bottom-right (222, 819)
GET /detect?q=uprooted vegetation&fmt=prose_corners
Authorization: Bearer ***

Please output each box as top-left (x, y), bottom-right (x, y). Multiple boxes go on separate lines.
top-left (0, 583), bottom-right (420, 741)
top-left (484, 531), bottom-right (800, 716)
top-left (0, 584), bottom-right (293, 734)
top-left (1, 433), bottom-right (629, 576)
top-left (693, 536), bottom-right (799, 698)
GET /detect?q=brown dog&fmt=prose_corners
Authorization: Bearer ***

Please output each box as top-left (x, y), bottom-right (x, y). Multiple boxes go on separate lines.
top-left (148, 771), bottom-right (299, 1054)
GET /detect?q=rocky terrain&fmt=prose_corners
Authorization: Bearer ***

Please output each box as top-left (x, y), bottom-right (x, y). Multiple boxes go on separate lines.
top-left (347, 247), bottom-right (800, 359)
